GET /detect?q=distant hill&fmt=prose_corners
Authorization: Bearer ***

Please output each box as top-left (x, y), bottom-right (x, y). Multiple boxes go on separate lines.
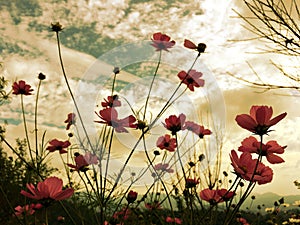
top-left (240, 192), bottom-right (300, 212)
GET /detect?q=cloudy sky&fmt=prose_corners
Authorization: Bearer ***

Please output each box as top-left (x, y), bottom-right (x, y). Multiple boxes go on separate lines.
top-left (1, 0), bottom-right (300, 196)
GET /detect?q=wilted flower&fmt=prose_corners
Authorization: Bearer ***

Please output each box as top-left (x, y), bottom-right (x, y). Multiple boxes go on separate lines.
top-left (51, 22), bottom-right (63, 32)
top-left (64, 113), bottom-right (76, 130)
top-left (20, 177), bottom-right (74, 201)
top-left (12, 80), bottom-right (33, 95)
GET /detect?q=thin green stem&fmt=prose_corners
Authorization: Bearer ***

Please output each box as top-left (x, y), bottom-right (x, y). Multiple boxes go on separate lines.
top-left (143, 50), bottom-right (161, 121)
top-left (55, 31), bottom-right (93, 151)
top-left (35, 80), bottom-right (42, 171)
top-left (21, 94), bottom-right (33, 163)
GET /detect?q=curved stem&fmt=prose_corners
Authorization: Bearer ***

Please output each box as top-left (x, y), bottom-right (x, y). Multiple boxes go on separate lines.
top-left (21, 95), bottom-right (33, 163)
top-left (55, 32), bottom-right (93, 152)
top-left (35, 80), bottom-right (42, 170)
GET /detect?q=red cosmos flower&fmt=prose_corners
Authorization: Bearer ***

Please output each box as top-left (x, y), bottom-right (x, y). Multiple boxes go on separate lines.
top-left (12, 80), bottom-right (33, 95)
top-left (217, 189), bottom-right (235, 202)
top-left (95, 107), bottom-right (137, 133)
top-left (101, 95), bottom-right (121, 108)
top-left (20, 177), bottom-right (74, 201)
top-left (200, 189), bottom-right (223, 204)
top-left (145, 201), bottom-right (161, 210)
top-left (177, 70), bottom-right (205, 91)
top-left (113, 207), bottom-right (130, 220)
top-left (14, 203), bottom-right (43, 217)
top-left (238, 136), bottom-right (286, 164)
top-left (184, 121), bottom-right (212, 138)
top-left (166, 217), bottom-right (182, 224)
top-left (126, 190), bottom-right (138, 203)
top-left (156, 134), bottom-right (177, 152)
top-left (237, 217), bottom-right (250, 225)
top-left (184, 39), bottom-right (206, 54)
top-left (230, 150), bottom-right (256, 179)
top-left (185, 178), bottom-right (200, 188)
top-left (46, 139), bottom-right (71, 154)
top-left (67, 152), bottom-right (98, 172)
top-left (154, 163), bottom-right (174, 173)
top-left (235, 105), bottom-right (287, 135)
top-left (151, 32), bottom-right (175, 51)
top-left (230, 150), bottom-right (273, 185)
top-left (163, 114), bottom-right (186, 135)
top-left (64, 113), bottom-right (76, 130)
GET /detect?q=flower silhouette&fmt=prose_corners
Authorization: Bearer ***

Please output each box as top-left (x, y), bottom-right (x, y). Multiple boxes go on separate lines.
top-left (238, 136), bottom-right (286, 164)
top-left (126, 190), bottom-right (138, 203)
top-left (177, 70), bottom-right (204, 91)
top-left (20, 177), bottom-right (74, 201)
top-left (46, 139), bottom-right (71, 154)
top-left (185, 178), bottom-right (199, 188)
top-left (235, 105), bottom-right (287, 135)
top-left (151, 32), bottom-right (175, 51)
top-left (12, 80), bottom-right (33, 95)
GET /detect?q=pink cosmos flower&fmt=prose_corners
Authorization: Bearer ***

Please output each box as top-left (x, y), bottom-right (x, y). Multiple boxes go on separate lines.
top-left (184, 121), bottom-right (212, 138)
top-left (12, 80), bottom-right (34, 95)
top-left (20, 177), bottom-right (74, 201)
top-left (184, 39), bottom-right (206, 54)
top-left (230, 150), bottom-right (273, 185)
top-left (101, 95), bottom-right (121, 108)
top-left (177, 70), bottom-right (204, 91)
top-left (64, 113), bottom-right (76, 130)
top-left (46, 139), bottom-right (71, 154)
top-left (238, 136), bottom-right (286, 164)
top-left (237, 217), bottom-right (250, 225)
top-left (163, 114), bottom-right (186, 135)
top-left (67, 152), bottom-right (98, 172)
top-left (14, 203), bottom-right (43, 217)
top-left (154, 163), bottom-right (174, 173)
top-left (151, 32), bottom-right (175, 51)
top-left (113, 207), bottom-right (130, 220)
top-left (200, 189), bottom-right (223, 204)
top-left (217, 189), bottom-right (235, 201)
top-left (166, 216), bottom-right (182, 224)
top-left (145, 201), bottom-right (161, 210)
top-left (185, 178), bottom-right (200, 188)
top-left (156, 134), bottom-right (177, 152)
top-left (95, 107), bottom-right (137, 133)
top-left (235, 105), bottom-right (287, 135)
top-left (126, 190), bottom-right (138, 203)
